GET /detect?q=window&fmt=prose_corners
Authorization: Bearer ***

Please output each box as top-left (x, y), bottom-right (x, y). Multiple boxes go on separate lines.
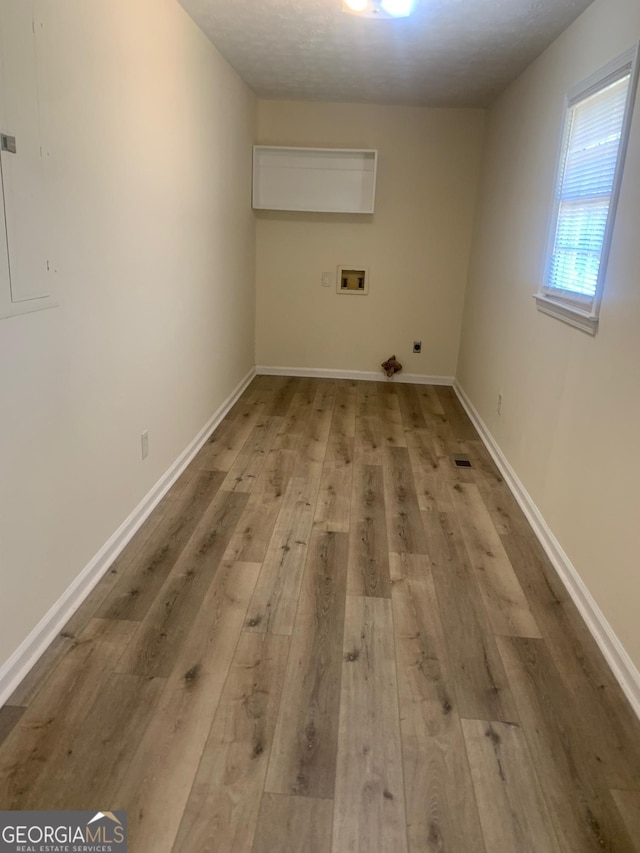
top-left (536, 46), bottom-right (639, 333)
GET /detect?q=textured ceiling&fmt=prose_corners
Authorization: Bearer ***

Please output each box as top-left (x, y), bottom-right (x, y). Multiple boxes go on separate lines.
top-left (179, 0), bottom-right (594, 107)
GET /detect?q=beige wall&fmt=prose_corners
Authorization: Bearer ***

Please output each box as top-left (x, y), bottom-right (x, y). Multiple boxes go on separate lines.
top-left (458, 0), bottom-right (640, 667)
top-left (255, 101), bottom-right (485, 377)
top-left (0, 0), bottom-right (256, 667)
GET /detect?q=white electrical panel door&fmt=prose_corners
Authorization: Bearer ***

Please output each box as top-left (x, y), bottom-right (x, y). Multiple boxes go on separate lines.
top-left (0, 0), bottom-right (50, 314)
top-left (253, 147), bottom-right (377, 214)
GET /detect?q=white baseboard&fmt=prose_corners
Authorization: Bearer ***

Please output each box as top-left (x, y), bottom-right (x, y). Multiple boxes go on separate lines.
top-left (6, 364), bottom-right (637, 725)
top-left (0, 367), bottom-right (256, 709)
top-left (453, 380), bottom-right (640, 720)
top-left (256, 365), bottom-right (454, 386)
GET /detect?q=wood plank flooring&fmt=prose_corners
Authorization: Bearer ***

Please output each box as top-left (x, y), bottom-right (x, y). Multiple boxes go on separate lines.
top-left (1, 374), bottom-right (640, 852)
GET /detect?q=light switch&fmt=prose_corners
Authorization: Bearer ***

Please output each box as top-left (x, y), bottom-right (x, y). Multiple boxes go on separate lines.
top-left (321, 272), bottom-right (332, 287)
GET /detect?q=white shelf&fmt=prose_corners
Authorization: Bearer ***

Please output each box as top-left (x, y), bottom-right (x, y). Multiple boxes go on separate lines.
top-left (252, 146), bottom-right (377, 214)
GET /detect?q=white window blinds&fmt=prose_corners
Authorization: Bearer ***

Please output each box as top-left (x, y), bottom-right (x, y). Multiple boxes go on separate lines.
top-left (547, 74), bottom-right (630, 300)
top-left (538, 47), bottom-right (639, 332)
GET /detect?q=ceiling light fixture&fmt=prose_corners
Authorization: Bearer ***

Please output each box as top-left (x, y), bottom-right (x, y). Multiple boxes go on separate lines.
top-left (344, 0), bottom-right (369, 10)
top-left (381, 0), bottom-right (415, 15)
top-left (342, 0), bottom-right (415, 19)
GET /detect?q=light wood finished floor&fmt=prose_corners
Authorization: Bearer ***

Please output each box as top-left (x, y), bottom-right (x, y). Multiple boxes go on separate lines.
top-left (1, 375), bottom-right (640, 852)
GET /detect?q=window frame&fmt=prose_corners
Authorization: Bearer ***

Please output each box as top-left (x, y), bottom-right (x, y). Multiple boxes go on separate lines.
top-left (536, 45), bottom-right (640, 334)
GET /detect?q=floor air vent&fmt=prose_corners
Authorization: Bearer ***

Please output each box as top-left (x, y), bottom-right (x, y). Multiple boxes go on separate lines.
top-left (453, 455), bottom-right (472, 468)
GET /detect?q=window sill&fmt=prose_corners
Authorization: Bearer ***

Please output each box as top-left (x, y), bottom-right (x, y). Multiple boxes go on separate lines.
top-left (534, 293), bottom-right (598, 335)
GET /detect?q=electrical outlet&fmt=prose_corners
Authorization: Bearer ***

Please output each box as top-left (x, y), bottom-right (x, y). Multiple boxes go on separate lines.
top-left (413, 340), bottom-right (422, 353)
top-left (497, 393), bottom-right (503, 415)
top-left (141, 430), bottom-right (149, 459)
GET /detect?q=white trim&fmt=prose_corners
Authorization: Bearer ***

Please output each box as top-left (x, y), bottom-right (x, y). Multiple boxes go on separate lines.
top-left (0, 366), bottom-right (256, 709)
top-left (538, 44), bottom-right (640, 330)
top-left (453, 380), bottom-right (640, 720)
top-left (8, 364), bottom-right (637, 725)
top-left (534, 293), bottom-right (599, 335)
top-left (256, 365), bottom-right (454, 386)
